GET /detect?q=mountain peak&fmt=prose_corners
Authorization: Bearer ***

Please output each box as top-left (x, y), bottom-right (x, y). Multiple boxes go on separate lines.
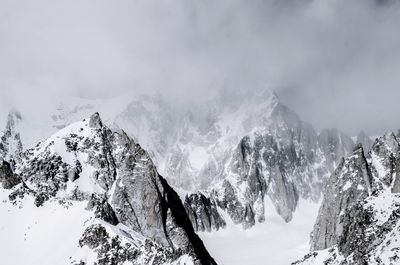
top-left (352, 142), bottom-right (364, 152)
top-left (1, 114), bottom-right (217, 265)
top-left (88, 112), bottom-right (103, 128)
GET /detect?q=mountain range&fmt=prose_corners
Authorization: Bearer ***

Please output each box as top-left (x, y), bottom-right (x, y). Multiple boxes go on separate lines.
top-left (1, 88), bottom-right (385, 265)
top-left (1, 89), bottom-right (372, 229)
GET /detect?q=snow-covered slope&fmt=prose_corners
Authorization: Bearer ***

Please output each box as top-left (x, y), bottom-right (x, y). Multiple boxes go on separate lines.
top-left (294, 132), bottom-right (400, 265)
top-left (0, 113), bottom-right (216, 265)
top-left (200, 198), bottom-right (320, 265)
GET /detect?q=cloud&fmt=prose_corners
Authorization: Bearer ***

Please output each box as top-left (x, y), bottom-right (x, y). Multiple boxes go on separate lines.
top-left (0, 0), bottom-right (399, 134)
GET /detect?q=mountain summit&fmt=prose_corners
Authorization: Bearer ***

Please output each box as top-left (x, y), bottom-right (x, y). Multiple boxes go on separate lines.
top-left (0, 113), bottom-right (216, 265)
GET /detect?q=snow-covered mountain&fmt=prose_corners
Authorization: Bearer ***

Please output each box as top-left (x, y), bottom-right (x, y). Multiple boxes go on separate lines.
top-left (294, 132), bottom-right (400, 265)
top-left (185, 109), bottom-right (357, 230)
top-left (0, 113), bottom-right (216, 265)
top-left (0, 88), bottom-right (373, 232)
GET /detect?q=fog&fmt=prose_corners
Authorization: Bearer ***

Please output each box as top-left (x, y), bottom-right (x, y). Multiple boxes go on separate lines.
top-left (1, 0), bottom-right (400, 135)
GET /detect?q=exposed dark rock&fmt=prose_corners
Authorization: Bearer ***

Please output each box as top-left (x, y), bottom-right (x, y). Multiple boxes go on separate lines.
top-left (87, 194), bottom-right (119, 226)
top-left (184, 192), bottom-right (226, 232)
top-left (34, 193), bottom-right (49, 207)
top-left (79, 224), bottom-right (110, 249)
top-left (0, 160), bottom-right (21, 189)
top-left (158, 176), bottom-right (217, 265)
top-left (89, 112), bottom-right (103, 128)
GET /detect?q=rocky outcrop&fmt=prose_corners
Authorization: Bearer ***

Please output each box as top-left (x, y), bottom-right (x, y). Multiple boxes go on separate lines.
top-left (294, 132), bottom-right (400, 265)
top-left (77, 224), bottom-right (180, 265)
top-left (87, 194), bottom-right (119, 226)
top-left (184, 192), bottom-right (226, 232)
top-left (3, 113), bottom-right (216, 265)
top-left (0, 111), bottom-right (23, 162)
top-left (0, 160), bottom-right (21, 189)
top-left (310, 144), bottom-right (371, 251)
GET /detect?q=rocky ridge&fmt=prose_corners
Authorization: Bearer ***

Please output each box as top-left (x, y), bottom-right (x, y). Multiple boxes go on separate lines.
top-left (293, 132), bottom-right (400, 265)
top-left (0, 113), bottom-right (216, 265)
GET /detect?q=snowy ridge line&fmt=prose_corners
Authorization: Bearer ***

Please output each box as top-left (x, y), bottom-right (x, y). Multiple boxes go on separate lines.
top-left (0, 112), bottom-right (217, 265)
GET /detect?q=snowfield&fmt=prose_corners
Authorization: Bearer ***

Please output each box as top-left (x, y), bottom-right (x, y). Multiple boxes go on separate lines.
top-left (200, 199), bottom-right (320, 265)
top-left (0, 190), bottom-right (92, 265)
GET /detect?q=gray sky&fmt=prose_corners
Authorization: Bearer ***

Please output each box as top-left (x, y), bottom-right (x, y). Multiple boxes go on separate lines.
top-left (1, 0), bottom-right (400, 135)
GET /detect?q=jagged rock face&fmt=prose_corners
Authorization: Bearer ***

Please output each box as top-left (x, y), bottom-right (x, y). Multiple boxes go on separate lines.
top-left (310, 145), bottom-right (371, 251)
top-left (1, 113), bottom-right (216, 265)
top-left (184, 192), bottom-right (226, 232)
top-left (0, 111), bottom-right (23, 162)
top-left (194, 103), bottom-right (354, 229)
top-left (0, 160), bottom-right (21, 189)
top-left (369, 133), bottom-right (400, 193)
top-left (294, 132), bottom-right (400, 265)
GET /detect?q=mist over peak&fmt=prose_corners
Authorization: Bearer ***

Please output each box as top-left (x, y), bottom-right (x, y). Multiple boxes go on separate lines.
top-left (1, 0), bottom-right (400, 135)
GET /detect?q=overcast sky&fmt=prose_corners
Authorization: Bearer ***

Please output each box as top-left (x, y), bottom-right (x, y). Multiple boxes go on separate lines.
top-left (0, 0), bottom-right (400, 135)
